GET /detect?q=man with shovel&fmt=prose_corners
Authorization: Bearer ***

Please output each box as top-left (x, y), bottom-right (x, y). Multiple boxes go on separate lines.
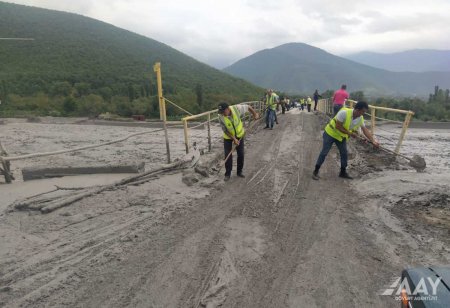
top-left (218, 102), bottom-right (259, 181)
top-left (312, 101), bottom-right (379, 180)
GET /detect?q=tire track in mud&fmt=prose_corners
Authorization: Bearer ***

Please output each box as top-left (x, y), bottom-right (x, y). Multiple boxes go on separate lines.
top-left (188, 112), bottom-right (313, 307)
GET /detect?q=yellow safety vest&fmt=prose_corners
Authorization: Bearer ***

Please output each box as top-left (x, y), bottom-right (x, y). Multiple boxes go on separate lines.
top-left (221, 106), bottom-right (245, 140)
top-left (325, 108), bottom-right (364, 141)
top-left (266, 94), bottom-right (277, 110)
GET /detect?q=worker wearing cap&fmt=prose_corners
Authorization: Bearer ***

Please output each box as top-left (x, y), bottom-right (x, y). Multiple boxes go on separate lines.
top-left (312, 101), bottom-right (379, 180)
top-left (218, 102), bottom-right (259, 181)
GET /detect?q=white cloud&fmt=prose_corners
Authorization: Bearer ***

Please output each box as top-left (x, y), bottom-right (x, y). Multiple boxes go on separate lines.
top-left (5, 0), bottom-right (450, 67)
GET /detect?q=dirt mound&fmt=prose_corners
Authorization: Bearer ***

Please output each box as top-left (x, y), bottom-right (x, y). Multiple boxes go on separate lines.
top-left (395, 189), bottom-right (450, 209)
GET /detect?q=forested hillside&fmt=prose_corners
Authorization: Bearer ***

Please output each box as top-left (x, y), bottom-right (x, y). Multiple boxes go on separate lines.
top-left (345, 50), bottom-right (450, 72)
top-left (223, 43), bottom-right (450, 97)
top-left (0, 2), bottom-right (263, 118)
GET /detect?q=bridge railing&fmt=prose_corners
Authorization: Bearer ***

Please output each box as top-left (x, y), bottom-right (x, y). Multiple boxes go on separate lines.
top-left (317, 98), bottom-right (414, 154)
top-left (181, 101), bottom-right (266, 154)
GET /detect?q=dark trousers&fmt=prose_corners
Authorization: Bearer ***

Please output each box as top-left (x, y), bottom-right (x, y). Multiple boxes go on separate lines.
top-left (315, 131), bottom-right (348, 170)
top-left (224, 138), bottom-right (244, 176)
top-left (307, 104), bottom-right (312, 112)
top-left (333, 104), bottom-right (343, 116)
top-left (314, 99), bottom-right (318, 111)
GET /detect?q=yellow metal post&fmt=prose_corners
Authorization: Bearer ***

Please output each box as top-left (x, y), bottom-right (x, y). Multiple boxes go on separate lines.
top-left (207, 113), bottom-right (212, 152)
top-left (371, 108), bottom-right (376, 135)
top-left (153, 62), bottom-right (165, 121)
top-left (153, 62), bottom-right (170, 163)
top-left (395, 112), bottom-right (413, 154)
top-left (183, 119), bottom-right (189, 154)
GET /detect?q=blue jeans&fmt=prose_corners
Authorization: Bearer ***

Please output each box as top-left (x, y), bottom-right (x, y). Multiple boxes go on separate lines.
top-left (315, 131), bottom-right (348, 169)
top-left (333, 104), bottom-right (343, 116)
top-left (266, 109), bottom-right (275, 128)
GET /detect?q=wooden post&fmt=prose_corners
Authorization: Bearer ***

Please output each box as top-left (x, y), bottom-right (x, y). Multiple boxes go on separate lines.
top-left (207, 113), bottom-right (212, 152)
top-left (183, 119), bottom-right (190, 154)
top-left (395, 112), bottom-right (413, 154)
top-left (153, 62), bottom-right (170, 163)
top-left (371, 108), bottom-right (376, 135)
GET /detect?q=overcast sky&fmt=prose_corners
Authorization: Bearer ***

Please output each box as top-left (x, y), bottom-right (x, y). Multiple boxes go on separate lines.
top-left (6, 0), bottom-right (450, 68)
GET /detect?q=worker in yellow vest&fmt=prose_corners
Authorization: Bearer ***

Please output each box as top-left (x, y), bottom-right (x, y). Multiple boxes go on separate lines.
top-left (312, 101), bottom-right (379, 180)
top-left (264, 89), bottom-right (279, 129)
top-left (218, 102), bottom-right (259, 181)
top-left (306, 96), bottom-right (313, 112)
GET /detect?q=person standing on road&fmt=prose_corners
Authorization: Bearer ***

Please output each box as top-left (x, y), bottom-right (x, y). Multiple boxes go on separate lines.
top-left (313, 89), bottom-right (322, 111)
top-left (281, 96), bottom-right (286, 114)
top-left (273, 90), bottom-right (280, 124)
top-left (306, 96), bottom-right (312, 112)
top-left (332, 84), bottom-right (349, 115)
top-left (218, 102), bottom-right (259, 181)
top-left (264, 89), bottom-right (278, 129)
top-left (312, 101), bottom-right (379, 180)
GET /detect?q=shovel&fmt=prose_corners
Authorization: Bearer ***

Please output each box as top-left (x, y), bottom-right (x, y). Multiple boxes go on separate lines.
top-left (356, 135), bottom-right (426, 171)
top-left (216, 144), bottom-right (237, 174)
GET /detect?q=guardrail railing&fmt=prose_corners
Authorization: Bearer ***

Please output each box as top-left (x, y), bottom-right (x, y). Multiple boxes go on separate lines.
top-left (317, 98), bottom-right (414, 154)
top-left (181, 101), bottom-right (266, 153)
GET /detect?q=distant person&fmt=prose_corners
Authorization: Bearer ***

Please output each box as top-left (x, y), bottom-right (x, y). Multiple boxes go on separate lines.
top-left (281, 96), bottom-right (286, 114)
top-left (312, 101), bottom-right (379, 180)
top-left (300, 98), bottom-right (305, 111)
top-left (273, 91), bottom-right (280, 124)
top-left (313, 89), bottom-right (322, 111)
top-left (332, 84), bottom-right (349, 115)
top-left (306, 96), bottom-right (312, 112)
top-left (264, 89), bottom-right (278, 129)
top-left (218, 102), bottom-right (259, 181)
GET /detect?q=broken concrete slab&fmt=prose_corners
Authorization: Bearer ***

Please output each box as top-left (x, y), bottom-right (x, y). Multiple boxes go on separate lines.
top-left (22, 162), bottom-right (145, 181)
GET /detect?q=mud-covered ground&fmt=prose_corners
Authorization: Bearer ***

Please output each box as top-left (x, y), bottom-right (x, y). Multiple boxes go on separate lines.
top-left (350, 122), bottom-right (450, 272)
top-left (0, 111), bottom-right (449, 307)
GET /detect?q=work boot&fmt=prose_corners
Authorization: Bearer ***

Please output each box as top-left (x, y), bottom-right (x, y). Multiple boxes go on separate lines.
top-left (264, 126), bottom-right (269, 129)
top-left (339, 170), bottom-right (353, 179)
top-left (224, 175), bottom-right (231, 181)
top-left (312, 169), bottom-right (319, 180)
top-left (237, 173), bottom-right (245, 178)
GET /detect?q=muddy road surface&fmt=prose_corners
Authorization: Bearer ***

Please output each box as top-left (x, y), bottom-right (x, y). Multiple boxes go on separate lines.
top-left (1, 111), bottom-right (448, 307)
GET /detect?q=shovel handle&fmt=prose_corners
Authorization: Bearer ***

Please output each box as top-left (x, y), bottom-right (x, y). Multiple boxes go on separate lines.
top-left (355, 135), bottom-right (412, 162)
top-left (217, 144), bottom-right (237, 173)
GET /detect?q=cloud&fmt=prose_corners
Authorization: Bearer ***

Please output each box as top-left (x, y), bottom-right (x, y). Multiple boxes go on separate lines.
top-left (5, 0), bottom-right (450, 68)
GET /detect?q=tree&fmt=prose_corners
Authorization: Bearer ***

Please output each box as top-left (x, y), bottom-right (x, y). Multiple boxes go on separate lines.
top-left (63, 97), bottom-right (77, 114)
top-left (74, 82), bottom-right (91, 97)
top-left (97, 87), bottom-right (113, 102)
top-left (195, 84), bottom-right (203, 108)
top-left (350, 91), bottom-right (365, 102)
top-left (49, 81), bottom-right (72, 97)
top-left (79, 94), bottom-right (105, 117)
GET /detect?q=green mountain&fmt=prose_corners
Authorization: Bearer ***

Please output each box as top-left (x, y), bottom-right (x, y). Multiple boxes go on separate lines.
top-left (0, 2), bottom-right (263, 117)
top-left (223, 43), bottom-right (450, 97)
top-left (345, 49), bottom-right (450, 72)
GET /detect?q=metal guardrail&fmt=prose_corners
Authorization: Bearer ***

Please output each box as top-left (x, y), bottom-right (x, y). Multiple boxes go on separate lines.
top-left (181, 101), bottom-right (266, 153)
top-left (317, 98), bottom-right (414, 154)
